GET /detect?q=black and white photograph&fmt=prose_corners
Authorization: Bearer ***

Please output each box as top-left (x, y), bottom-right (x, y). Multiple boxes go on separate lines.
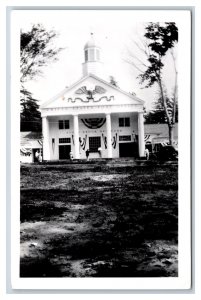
top-left (9, 8), bottom-right (191, 290)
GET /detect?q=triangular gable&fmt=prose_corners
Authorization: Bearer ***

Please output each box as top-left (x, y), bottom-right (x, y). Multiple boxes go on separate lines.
top-left (87, 74), bottom-right (144, 103)
top-left (40, 74), bottom-right (144, 109)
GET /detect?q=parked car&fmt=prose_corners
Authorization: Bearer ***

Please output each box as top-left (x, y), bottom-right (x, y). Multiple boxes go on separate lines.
top-left (157, 145), bottom-right (178, 161)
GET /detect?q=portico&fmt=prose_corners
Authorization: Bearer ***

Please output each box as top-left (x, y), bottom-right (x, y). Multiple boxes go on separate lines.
top-left (41, 100), bottom-right (145, 160)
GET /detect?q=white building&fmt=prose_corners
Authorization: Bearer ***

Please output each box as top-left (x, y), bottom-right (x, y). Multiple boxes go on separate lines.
top-left (40, 34), bottom-right (145, 160)
top-left (20, 132), bottom-right (42, 163)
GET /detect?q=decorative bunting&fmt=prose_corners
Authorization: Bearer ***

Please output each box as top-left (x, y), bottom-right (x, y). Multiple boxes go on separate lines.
top-left (38, 139), bottom-right (43, 146)
top-left (112, 133), bottom-right (118, 149)
top-left (52, 138), bottom-right (55, 153)
top-left (102, 133), bottom-right (107, 149)
top-left (81, 118), bottom-right (106, 129)
top-left (72, 135), bottom-right (74, 145)
top-left (20, 148), bottom-right (32, 156)
top-left (79, 135), bottom-right (87, 150)
top-left (145, 134), bottom-right (151, 142)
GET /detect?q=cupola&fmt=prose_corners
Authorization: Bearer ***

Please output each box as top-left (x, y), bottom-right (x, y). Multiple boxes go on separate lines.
top-left (82, 33), bottom-right (103, 77)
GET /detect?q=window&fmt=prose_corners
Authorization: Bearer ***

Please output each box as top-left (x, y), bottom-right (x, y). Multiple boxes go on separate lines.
top-left (64, 120), bottom-right (69, 129)
top-left (59, 120), bottom-right (64, 129)
top-left (89, 49), bottom-right (95, 61)
top-left (119, 118), bottom-right (124, 127)
top-left (85, 50), bottom-right (88, 62)
top-left (125, 118), bottom-right (130, 127)
top-left (59, 138), bottom-right (71, 144)
top-left (96, 49), bottom-right (100, 61)
top-left (58, 120), bottom-right (70, 130)
top-left (89, 136), bottom-right (101, 152)
top-left (119, 117), bottom-right (130, 127)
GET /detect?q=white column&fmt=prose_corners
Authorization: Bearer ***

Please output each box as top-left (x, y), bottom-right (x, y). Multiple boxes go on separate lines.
top-left (42, 116), bottom-right (50, 160)
top-left (138, 112), bottom-right (145, 157)
top-left (106, 113), bottom-right (112, 158)
top-left (73, 114), bottom-right (80, 159)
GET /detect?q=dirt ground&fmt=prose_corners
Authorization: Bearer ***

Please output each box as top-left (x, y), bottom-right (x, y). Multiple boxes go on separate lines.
top-left (20, 160), bottom-right (178, 277)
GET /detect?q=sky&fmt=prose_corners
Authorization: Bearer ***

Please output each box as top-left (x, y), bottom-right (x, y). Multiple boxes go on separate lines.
top-left (18, 10), bottom-right (177, 111)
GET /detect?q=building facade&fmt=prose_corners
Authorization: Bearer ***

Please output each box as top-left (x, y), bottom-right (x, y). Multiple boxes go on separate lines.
top-left (40, 34), bottom-right (145, 160)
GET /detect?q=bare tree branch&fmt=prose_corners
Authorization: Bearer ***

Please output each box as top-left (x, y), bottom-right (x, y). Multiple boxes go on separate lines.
top-left (126, 48), bottom-right (149, 68)
top-left (124, 58), bottom-right (145, 74)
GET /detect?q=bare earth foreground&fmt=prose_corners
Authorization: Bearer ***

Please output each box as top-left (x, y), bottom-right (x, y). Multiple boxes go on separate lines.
top-left (20, 160), bottom-right (178, 277)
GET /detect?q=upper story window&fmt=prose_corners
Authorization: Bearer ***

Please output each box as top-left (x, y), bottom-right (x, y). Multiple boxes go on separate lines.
top-left (96, 49), bottom-right (100, 61)
top-left (89, 49), bottom-right (95, 61)
top-left (85, 48), bottom-right (100, 62)
top-left (119, 117), bottom-right (130, 127)
top-left (59, 120), bottom-right (70, 130)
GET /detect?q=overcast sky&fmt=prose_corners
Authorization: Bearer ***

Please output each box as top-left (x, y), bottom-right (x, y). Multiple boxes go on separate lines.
top-left (19, 10), bottom-right (177, 110)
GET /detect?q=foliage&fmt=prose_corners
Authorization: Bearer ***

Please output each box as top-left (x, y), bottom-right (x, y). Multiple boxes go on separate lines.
top-left (20, 87), bottom-right (42, 132)
top-left (20, 24), bottom-right (62, 132)
top-left (138, 22), bottom-right (178, 88)
top-left (144, 96), bottom-right (178, 124)
top-left (127, 22), bottom-right (178, 144)
top-left (20, 24), bottom-right (62, 83)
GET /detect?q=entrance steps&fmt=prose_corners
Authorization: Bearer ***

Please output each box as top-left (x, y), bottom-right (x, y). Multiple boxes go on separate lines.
top-left (28, 157), bottom-right (177, 168)
top-left (40, 157), bottom-right (138, 166)
top-left (21, 158), bottom-right (177, 174)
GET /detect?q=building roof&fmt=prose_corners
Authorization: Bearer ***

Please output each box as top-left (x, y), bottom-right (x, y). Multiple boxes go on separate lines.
top-left (144, 123), bottom-right (178, 138)
top-left (84, 33), bottom-right (100, 49)
top-left (21, 132), bottom-right (42, 149)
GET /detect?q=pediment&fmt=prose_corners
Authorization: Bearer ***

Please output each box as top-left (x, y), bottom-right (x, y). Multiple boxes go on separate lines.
top-left (40, 74), bottom-right (144, 110)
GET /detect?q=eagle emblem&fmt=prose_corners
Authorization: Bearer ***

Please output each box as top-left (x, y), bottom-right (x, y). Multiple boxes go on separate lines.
top-left (75, 86), bottom-right (106, 100)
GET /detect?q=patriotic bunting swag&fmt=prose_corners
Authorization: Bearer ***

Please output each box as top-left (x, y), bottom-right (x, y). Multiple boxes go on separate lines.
top-left (79, 135), bottom-right (87, 150)
top-left (81, 118), bottom-right (106, 129)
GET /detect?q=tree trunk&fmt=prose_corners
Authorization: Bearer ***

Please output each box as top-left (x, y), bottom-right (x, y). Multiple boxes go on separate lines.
top-left (168, 124), bottom-right (174, 146)
top-left (157, 78), bottom-right (175, 145)
top-left (171, 49), bottom-right (178, 125)
top-left (158, 79), bottom-right (171, 125)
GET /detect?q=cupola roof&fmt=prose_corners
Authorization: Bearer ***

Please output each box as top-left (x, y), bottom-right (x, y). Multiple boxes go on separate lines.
top-left (84, 33), bottom-right (101, 49)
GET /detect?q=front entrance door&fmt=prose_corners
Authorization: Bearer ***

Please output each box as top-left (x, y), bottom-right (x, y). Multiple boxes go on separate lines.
top-left (59, 145), bottom-right (71, 159)
top-left (119, 142), bottom-right (136, 157)
top-left (89, 136), bottom-right (101, 152)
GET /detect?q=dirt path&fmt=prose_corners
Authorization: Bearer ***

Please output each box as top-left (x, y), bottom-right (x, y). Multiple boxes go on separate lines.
top-left (20, 163), bottom-right (178, 277)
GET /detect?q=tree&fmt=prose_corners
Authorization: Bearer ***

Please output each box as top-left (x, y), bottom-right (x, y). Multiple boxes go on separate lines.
top-left (126, 22), bottom-right (178, 145)
top-left (20, 24), bottom-right (62, 132)
top-left (20, 87), bottom-right (42, 132)
top-left (144, 96), bottom-right (178, 124)
top-left (21, 24), bottom-right (62, 83)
